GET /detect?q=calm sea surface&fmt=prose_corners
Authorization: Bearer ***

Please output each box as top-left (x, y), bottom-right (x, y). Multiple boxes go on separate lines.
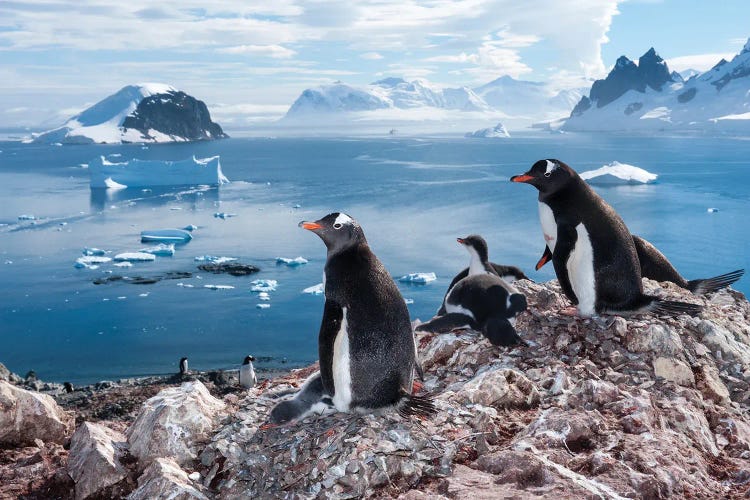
top-left (1, 134), bottom-right (748, 383)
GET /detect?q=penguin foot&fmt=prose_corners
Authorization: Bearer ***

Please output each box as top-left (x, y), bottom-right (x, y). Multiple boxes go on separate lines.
top-left (560, 306), bottom-right (579, 317)
top-left (398, 392), bottom-right (437, 419)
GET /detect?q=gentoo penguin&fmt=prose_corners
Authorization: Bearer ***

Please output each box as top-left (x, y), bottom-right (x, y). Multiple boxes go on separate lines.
top-left (63, 382), bottom-right (74, 393)
top-left (179, 357), bottom-right (189, 377)
top-left (239, 355), bottom-right (257, 389)
top-left (418, 236), bottom-right (527, 346)
top-left (437, 235), bottom-right (528, 316)
top-left (269, 213), bottom-right (434, 424)
top-left (511, 159), bottom-right (702, 317)
top-left (534, 236), bottom-right (744, 294)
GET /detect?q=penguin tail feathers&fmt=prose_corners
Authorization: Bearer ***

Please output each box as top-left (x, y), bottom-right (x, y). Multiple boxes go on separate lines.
top-left (398, 391), bottom-right (437, 419)
top-left (687, 269), bottom-right (744, 295)
top-left (651, 299), bottom-right (703, 317)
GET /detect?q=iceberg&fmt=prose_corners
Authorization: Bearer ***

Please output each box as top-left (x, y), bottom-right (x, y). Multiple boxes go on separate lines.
top-left (83, 247), bottom-right (107, 256)
top-left (182, 224), bottom-right (198, 231)
top-left (579, 161), bottom-right (658, 185)
top-left (258, 292), bottom-right (271, 301)
top-left (251, 279), bottom-right (278, 292)
top-left (302, 283), bottom-right (325, 295)
top-left (18, 214), bottom-right (36, 221)
top-left (194, 255), bottom-right (237, 264)
top-left (398, 272), bottom-right (437, 284)
top-left (114, 252), bottom-right (156, 262)
top-left (114, 262), bottom-right (133, 268)
top-left (276, 256), bottom-right (308, 267)
top-left (140, 229), bottom-right (193, 243)
top-left (256, 303), bottom-right (271, 309)
top-left (75, 256), bottom-right (112, 269)
top-left (404, 298), bottom-right (414, 304)
top-left (139, 243), bottom-right (175, 256)
top-left (465, 122), bottom-right (510, 138)
top-left (90, 155), bottom-right (228, 188)
top-left (707, 208), bottom-right (719, 213)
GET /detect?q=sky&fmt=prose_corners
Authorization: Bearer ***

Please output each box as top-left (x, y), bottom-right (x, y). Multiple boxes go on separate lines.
top-left (0, 0), bottom-right (747, 129)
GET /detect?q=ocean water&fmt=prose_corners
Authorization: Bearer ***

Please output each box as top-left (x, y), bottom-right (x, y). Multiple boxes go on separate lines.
top-left (1, 134), bottom-right (748, 384)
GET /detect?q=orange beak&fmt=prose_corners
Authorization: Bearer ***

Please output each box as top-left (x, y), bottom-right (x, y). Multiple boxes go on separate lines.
top-left (457, 238), bottom-right (465, 244)
top-left (300, 221), bottom-right (322, 230)
top-left (511, 174), bottom-right (534, 183)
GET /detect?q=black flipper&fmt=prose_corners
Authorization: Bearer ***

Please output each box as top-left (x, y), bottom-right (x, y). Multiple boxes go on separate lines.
top-left (482, 314), bottom-right (521, 346)
top-left (490, 263), bottom-right (529, 281)
top-left (397, 391), bottom-right (437, 419)
top-left (508, 293), bottom-right (528, 316)
top-left (415, 313), bottom-right (477, 333)
top-left (535, 246), bottom-right (552, 271)
top-left (687, 269), bottom-right (744, 295)
top-left (318, 299), bottom-right (344, 396)
top-left (551, 222), bottom-right (579, 305)
top-left (269, 372), bottom-right (330, 424)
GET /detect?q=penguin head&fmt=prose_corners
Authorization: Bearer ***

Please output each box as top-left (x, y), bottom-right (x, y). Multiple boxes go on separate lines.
top-left (511, 159), bottom-right (575, 194)
top-left (243, 355), bottom-right (255, 365)
top-left (457, 234), bottom-right (489, 263)
top-left (299, 212), bottom-right (366, 254)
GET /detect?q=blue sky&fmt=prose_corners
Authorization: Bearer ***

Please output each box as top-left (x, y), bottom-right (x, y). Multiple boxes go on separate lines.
top-left (0, 0), bottom-right (747, 128)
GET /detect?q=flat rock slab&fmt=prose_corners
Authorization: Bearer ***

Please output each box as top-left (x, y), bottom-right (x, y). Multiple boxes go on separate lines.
top-left (197, 263), bottom-right (260, 276)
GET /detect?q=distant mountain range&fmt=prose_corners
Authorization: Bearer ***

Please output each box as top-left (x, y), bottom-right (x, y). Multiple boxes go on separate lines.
top-left (33, 84), bottom-right (228, 144)
top-left (561, 38), bottom-right (750, 133)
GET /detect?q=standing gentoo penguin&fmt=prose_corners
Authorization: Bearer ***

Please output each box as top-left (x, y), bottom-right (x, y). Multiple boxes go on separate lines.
top-left (269, 212), bottom-right (434, 424)
top-left (534, 236), bottom-right (744, 294)
top-left (511, 159), bottom-right (702, 317)
top-left (418, 235), bottom-right (527, 346)
top-left (179, 357), bottom-right (189, 377)
top-left (239, 355), bottom-right (257, 388)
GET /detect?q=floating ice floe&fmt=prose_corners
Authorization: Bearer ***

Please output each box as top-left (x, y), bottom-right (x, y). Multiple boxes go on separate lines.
top-left (251, 279), bottom-right (278, 292)
top-left (140, 229), bottom-right (193, 243)
top-left (183, 224), bottom-right (198, 231)
top-left (579, 161), bottom-right (657, 185)
top-left (18, 214), bottom-right (36, 221)
top-left (194, 255), bottom-right (237, 264)
top-left (256, 303), bottom-right (271, 309)
top-left (176, 283), bottom-right (194, 288)
top-left (707, 208), bottom-right (719, 213)
top-left (83, 247), bottom-right (107, 256)
top-left (139, 243), bottom-right (175, 256)
top-left (302, 283), bottom-right (325, 295)
top-left (398, 272), bottom-right (437, 284)
top-left (89, 155), bottom-right (228, 188)
top-left (114, 252), bottom-right (156, 262)
top-left (276, 256), bottom-right (308, 267)
top-left (404, 298), bottom-right (414, 304)
top-left (75, 256), bottom-right (112, 269)
top-left (293, 204), bottom-right (302, 209)
top-left (214, 212), bottom-right (237, 219)
top-left (258, 292), bottom-right (271, 301)
top-left (204, 284), bottom-right (235, 290)
top-left (114, 262), bottom-right (133, 268)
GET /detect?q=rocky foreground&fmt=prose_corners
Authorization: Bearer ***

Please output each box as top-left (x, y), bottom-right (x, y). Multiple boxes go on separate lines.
top-left (2, 279), bottom-right (750, 499)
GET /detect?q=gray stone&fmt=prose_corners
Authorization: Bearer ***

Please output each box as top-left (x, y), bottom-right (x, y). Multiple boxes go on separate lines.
top-left (653, 357), bottom-right (695, 386)
top-left (68, 422), bottom-right (128, 500)
top-left (0, 380), bottom-right (74, 446)
top-left (453, 368), bottom-right (540, 409)
top-left (127, 458), bottom-right (209, 500)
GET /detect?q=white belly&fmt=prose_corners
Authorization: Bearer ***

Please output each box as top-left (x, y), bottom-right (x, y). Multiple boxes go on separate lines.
top-left (538, 202), bottom-right (557, 252)
top-left (332, 307), bottom-right (352, 412)
top-left (567, 224), bottom-right (597, 317)
top-left (444, 290), bottom-right (476, 321)
top-left (239, 364), bottom-right (256, 388)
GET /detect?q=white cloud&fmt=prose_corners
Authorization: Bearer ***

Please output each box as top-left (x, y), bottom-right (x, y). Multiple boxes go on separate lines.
top-left (360, 52), bottom-right (384, 60)
top-left (667, 53), bottom-right (736, 73)
top-left (216, 45), bottom-right (297, 58)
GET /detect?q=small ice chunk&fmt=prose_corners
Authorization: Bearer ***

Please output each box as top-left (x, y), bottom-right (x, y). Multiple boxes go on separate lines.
top-left (194, 255), bottom-right (237, 264)
top-left (293, 204), bottom-right (301, 209)
top-left (18, 214), bottom-right (36, 221)
top-left (302, 283), bottom-right (324, 295)
top-left (140, 243), bottom-right (175, 256)
top-left (59, 222), bottom-right (67, 226)
top-left (183, 224), bottom-right (198, 231)
top-left (114, 261), bottom-right (133, 268)
top-left (579, 161), bottom-right (657, 184)
top-left (251, 279), bottom-right (278, 292)
top-left (276, 256), bottom-right (308, 267)
top-left (114, 252), bottom-right (156, 262)
top-left (707, 208), bottom-right (719, 213)
top-left (176, 282), bottom-right (194, 288)
top-left (4, 260), bottom-right (12, 265)
top-left (399, 272), bottom-right (437, 284)
top-left (404, 298), bottom-right (414, 304)
top-left (204, 284), bottom-right (235, 290)
top-left (258, 292), bottom-right (271, 301)
top-left (256, 303), bottom-right (271, 309)
top-left (139, 293), bottom-right (149, 297)
top-left (104, 177), bottom-right (127, 189)
top-left (140, 229), bottom-right (193, 243)
top-left (75, 256), bottom-right (112, 268)
top-left (83, 247), bottom-right (107, 256)
top-left (213, 212), bottom-right (237, 219)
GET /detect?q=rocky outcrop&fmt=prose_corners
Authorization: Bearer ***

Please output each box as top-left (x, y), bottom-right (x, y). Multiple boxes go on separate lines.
top-left (67, 422), bottom-right (129, 499)
top-left (127, 380), bottom-right (226, 469)
top-left (127, 458), bottom-right (209, 500)
top-left (0, 380), bottom-right (74, 446)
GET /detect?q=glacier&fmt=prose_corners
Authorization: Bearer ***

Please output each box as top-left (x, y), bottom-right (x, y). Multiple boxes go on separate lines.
top-left (89, 155), bottom-right (228, 188)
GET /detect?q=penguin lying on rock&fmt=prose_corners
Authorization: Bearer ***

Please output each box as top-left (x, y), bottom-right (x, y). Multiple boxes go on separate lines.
top-left (535, 232), bottom-right (744, 295)
top-left (269, 213), bottom-right (435, 424)
top-left (417, 235), bottom-right (527, 347)
top-left (511, 159), bottom-right (704, 317)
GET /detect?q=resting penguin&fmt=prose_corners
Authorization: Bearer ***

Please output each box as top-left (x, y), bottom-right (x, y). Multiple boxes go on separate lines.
top-left (239, 355), bottom-right (257, 389)
top-left (511, 159), bottom-right (702, 317)
top-left (179, 357), bottom-right (189, 377)
top-left (269, 213), bottom-right (435, 424)
top-left (417, 236), bottom-right (527, 346)
top-left (534, 237), bottom-right (744, 294)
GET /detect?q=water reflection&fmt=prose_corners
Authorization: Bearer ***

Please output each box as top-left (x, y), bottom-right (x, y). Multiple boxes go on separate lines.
top-left (89, 185), bottom-right (220, 212)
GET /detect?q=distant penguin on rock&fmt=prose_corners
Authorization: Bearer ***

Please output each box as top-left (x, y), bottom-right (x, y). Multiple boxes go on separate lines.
top-left (511, 159), bottom-right (702, 317)
top-left (269, 212), bottom-right (434, 424)
top-left (179, 357), bottom-right (189, 377)
top-left (418, 235), bottom-right (527, 347)
top-left (240, 355), bottom-right (257, 389)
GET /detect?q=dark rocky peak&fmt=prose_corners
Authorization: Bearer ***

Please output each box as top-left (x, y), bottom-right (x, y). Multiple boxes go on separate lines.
top-left (121, 91), bottom-right (228, 142)
top-left (589, 56), bottom-right (643, 108)
top-left (638, 47), bottom-right (672, 91)
top-left (711, 59), bottom-right (729, 71)
top-left (670, 71), bottom-right (684, 83)
top-left (742, 37), bottom-right (750, 55)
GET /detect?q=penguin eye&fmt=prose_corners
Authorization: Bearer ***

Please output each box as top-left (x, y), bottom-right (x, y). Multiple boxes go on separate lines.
top-left (544, 171), bottom-right (552, 178)
top-left (333, 223), bottom-right (343, 229)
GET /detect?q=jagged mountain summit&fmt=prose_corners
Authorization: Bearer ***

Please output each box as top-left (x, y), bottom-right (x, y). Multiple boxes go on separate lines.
top-left (563, 39), bottom-right (750, 133)
top-left (33, 84), bottom-right (228, 144)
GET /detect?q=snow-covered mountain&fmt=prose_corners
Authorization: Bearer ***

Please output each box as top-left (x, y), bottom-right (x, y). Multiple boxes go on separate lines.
top-left (473, 76), bottom-right (585, 120)
top-left (562, 39), bottom-right (750, 133)
top-left (33, 84), bottom-right (228, 144)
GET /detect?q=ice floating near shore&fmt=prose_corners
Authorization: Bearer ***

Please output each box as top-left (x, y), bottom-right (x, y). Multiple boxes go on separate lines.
top-left (140, 229), bottom-right (193, 243)
top-left (213, 212), bottom-right (237, 219)
top-left (204, 284), bottom-right (234, 290)
top-left (18, 214), bottom-right (36, 221)
top-left (707, 208), bottom-right (719, 213)
top-left (83, 247), bottom-right (107, 256)
top-left (75, 256), bottom-right (112, 269)
top-left (194, 255), bottom-right (237, 264)
top-left (139, 243), bottom-right (175, 256)
top-left (114, 252), bottom-right (156, 262)
top-left (256, 303), bottom-right (271, 309)
top-left (258, 292), bottom-right (271, 301)
top-left (276, 256), bottom-right (308, 267)
top-left (579, 161), bottom-right (657, 185)
top-left (182, 224), bottom-right (198, 231)
top-left (251, 279), bottom-right (278, 292)
top-left (399, 272), bottom-right (437, 284)
top-left (302, 283), bottom-right (324, 295)
top-left (89, 155), bottom-right (228, 188)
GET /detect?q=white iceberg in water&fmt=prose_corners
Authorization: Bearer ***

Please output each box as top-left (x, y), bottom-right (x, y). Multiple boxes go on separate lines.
top-left (194, 255), bottom-right (237, 264)
top-left (141, 229), bottom-right (193, 243)
top-left (75, 255), bottom-right (112, 269)
top-left (302, 283), bottom-right (325, 295)
top-left (258, 292), bottom-right (271, 301)
top-left (114, 261), bottom-right (133, 268)
top-left (579, 161), bottom-right (657, 185)
top-left (465, 122), bottom-right (510, 138)
top-left (114, 252), bottom-right (156, 262)
top-left (256, 303), bottom-right (271, 309)
top-left (89, 155), bottom-right (228, 188)
top-left (251, 279), bottom-right (278, 292)
top-left (399, 272), bottom-right (437, 284)
top-left (277, 256), bottom-right (308, 267)
top-left (18, 214), bottom-right (36, 221)
top-left (139, 243), bottom-right (175, 256)
top-left (83, 247), bottom-right (107, 256)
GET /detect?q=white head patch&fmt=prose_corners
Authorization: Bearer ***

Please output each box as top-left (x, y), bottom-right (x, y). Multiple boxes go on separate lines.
top-left (334, 213), bottom-right (353, 226)
top-left (545, 160), bottom-right (558, 175)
